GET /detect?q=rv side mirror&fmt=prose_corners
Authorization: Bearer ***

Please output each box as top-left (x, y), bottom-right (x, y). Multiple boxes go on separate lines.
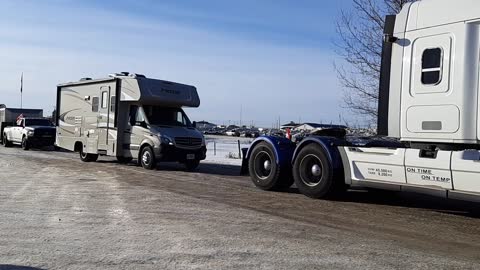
top-left (192, 121), bottom-right (197, 128)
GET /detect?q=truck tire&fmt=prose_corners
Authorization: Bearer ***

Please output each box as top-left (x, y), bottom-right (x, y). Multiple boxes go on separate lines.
top-left (140, 146), bottom-right (156, 170)
top-left (117, 156), bottom-right (133, 164)
top-left (248, 142), bottom-right (293, 191)
top-left (3, 134), bottom-right (11, 147)
top-left (184, 160), bottom-right (200, 171)
top-left (80, 149), bottom-right (98, 162)
top-left (21, 137), bottom-right (30, 150)
top-left (293, 144), bottom-right (344, 199)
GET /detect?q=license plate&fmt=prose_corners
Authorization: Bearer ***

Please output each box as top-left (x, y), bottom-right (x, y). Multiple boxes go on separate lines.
top-left (186, 154), bottom-right (195, 160)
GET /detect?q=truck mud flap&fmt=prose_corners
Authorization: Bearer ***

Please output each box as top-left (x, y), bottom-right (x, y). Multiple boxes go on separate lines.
top-left (240, 148), bottom-right (249, 175)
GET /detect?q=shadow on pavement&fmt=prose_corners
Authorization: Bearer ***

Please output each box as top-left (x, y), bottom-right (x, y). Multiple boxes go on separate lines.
top-left (331, 189), bottom-right (480, 218)
top-left (96, 159), bottom-right (244, 177)
top-left (0, 266), bottom-right (46, 270)
top-left (92, 157), bottom-right (480, 218)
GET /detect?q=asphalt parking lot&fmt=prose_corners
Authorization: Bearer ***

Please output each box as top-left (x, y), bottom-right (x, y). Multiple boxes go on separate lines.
top-left (1, 146), bottom-right (480, 270)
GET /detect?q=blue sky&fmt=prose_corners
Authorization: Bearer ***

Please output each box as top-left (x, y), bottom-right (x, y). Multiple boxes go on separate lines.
top-left (0, 0), bottom-right (355, 127)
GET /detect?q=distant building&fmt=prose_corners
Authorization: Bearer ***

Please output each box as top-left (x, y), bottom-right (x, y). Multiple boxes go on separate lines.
top-left (196, 120), bottom-right (217, 130)
top-left (226, 125), bottom-right (240, 130)
top-left (294, 123), bottom-right (347, 131)
top-left (281, 121), bottom-right (300, 130)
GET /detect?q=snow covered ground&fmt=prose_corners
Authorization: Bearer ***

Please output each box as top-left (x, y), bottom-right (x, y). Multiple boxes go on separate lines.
top-left (204, 135), bottom-right (253, 166)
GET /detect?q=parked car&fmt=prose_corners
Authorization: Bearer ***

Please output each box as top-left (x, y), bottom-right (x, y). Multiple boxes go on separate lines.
top-left (225, 129), bottom-right (240, 137)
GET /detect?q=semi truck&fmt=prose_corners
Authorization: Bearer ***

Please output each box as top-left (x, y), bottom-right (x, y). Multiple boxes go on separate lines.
top-left (243, 0), bottom-right (480, 202)
top-left (55, 72), bottom-right (206, 170)
top-left (0, 105), bottom-right (44, 144)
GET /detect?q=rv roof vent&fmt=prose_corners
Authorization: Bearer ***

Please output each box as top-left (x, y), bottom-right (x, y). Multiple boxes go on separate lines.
top-left (121, 72), bottom-right (130, 76)
top-left (80, 77), bottom-right (92, 81)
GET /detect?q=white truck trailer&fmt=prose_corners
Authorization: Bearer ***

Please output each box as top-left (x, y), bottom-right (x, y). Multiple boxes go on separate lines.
top-left (56, 72), bottom-right (206, 170)
top-left (244, 0), bottom-right (480, 202)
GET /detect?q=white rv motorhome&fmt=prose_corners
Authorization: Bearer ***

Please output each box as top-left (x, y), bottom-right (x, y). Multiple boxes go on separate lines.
top-left (56, 72), bottom-right (206, 170)
top-left (244, 0), bottom-right (480, 203)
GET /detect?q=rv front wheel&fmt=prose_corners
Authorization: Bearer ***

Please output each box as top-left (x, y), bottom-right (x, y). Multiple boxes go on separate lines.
top-left (140, 146), bottom-right (156, 170)
top-left (80, 149), bottom-right (98, 162)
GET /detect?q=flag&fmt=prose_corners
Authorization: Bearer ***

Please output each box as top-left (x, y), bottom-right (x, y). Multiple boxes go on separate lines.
top-left (16, 114), bottom-right (24, 126)
top-left (20, 72), bottom-right (23, 93)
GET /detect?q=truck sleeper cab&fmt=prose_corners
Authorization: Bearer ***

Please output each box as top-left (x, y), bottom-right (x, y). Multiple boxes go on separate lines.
top-left (56, 72), bottom-right (206, 170)
top-left (245, 0), bottom-right (480, 203)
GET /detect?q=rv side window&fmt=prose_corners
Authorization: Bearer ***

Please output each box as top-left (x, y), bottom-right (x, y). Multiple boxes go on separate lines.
top-left (110, 96), bottom-right (116, 112)
top-left (92, 97), bottom-right (99, 112)
top-left (421, 48), bottom-right (443, 85)
top-left (101, 91), bottom-right (108, 109)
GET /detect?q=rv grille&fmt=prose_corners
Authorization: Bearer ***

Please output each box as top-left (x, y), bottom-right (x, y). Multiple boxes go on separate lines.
top-left (175, 137), bottom-right (202, 147)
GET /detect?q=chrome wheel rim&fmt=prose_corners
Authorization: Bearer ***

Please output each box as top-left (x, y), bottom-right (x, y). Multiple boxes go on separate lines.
top-left (253, 150), bottom-right (273, 180)
top-left (299, 154), bottom-right (323, 187)
top-left (142, 151), bottom-right (152, 166)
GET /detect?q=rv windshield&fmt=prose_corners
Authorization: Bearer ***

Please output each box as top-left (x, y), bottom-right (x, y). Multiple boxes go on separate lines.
top-left (143, 106), bottom-right (192, 127)
top-left (25, 119), bottom-right (54, 127)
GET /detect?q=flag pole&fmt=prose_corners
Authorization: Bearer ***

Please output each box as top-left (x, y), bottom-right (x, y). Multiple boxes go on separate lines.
top-left (20, 72), bottom-right (23, 109)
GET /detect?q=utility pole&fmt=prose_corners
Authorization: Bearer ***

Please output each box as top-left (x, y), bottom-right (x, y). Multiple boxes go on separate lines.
top-left (20, 72), bottom-right (23, 109)
top-left (240, 105), bottom-right (243, 127)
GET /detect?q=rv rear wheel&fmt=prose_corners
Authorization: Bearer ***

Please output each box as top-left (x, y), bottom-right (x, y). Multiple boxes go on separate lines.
top-left (3, 135), bottom-right (11, 147)
top-left (140, 146), bottom-right (156, 170)
top-left (80, 149), bottom-right (98, 162)
top-left (248, 142), bottom-right (293, 191)
top-left (292, 144), bottom-right (343, 199)
top-left (184, 160), bottom-right (200, 171)
top-left (21, 137), bottom-right (30, 150)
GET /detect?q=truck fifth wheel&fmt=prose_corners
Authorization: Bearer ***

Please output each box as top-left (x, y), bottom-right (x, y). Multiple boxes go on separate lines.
top-left (244, 0), bottom-right (480, 202)
top-left (56, 72), bottom-right (206, 171)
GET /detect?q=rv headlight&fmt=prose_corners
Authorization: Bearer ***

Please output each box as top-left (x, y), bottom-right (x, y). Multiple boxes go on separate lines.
top-left (160, 135), bottom-right (174, 145)
top-left (27, 130), bottom-right (34, 137)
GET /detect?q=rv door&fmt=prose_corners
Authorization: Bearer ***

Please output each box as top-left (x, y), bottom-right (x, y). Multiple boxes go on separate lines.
top-left (97, 86), bottom-right (111, 150)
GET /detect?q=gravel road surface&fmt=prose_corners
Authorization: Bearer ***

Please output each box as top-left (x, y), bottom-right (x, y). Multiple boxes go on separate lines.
top-left (1, 146), bottom-right (480, 269)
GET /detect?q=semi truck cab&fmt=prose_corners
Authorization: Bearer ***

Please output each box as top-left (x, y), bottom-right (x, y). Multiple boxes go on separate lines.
top-left (244, 0), bottom-right (480, 203)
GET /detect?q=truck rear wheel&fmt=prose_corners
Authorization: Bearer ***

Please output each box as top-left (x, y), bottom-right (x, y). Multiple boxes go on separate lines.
top-left (248, 142), bottom-right (293, 191)
top-left (21, 137), bottom-right (30, 150)
top-left (293, 144), bottom-right (343, 199)
top-left (80, 149), bottom-right (98, 162)
top-left (140, 146), bottom-right (156, 170)
top-left (3, 134), bottom-right (11, 147)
